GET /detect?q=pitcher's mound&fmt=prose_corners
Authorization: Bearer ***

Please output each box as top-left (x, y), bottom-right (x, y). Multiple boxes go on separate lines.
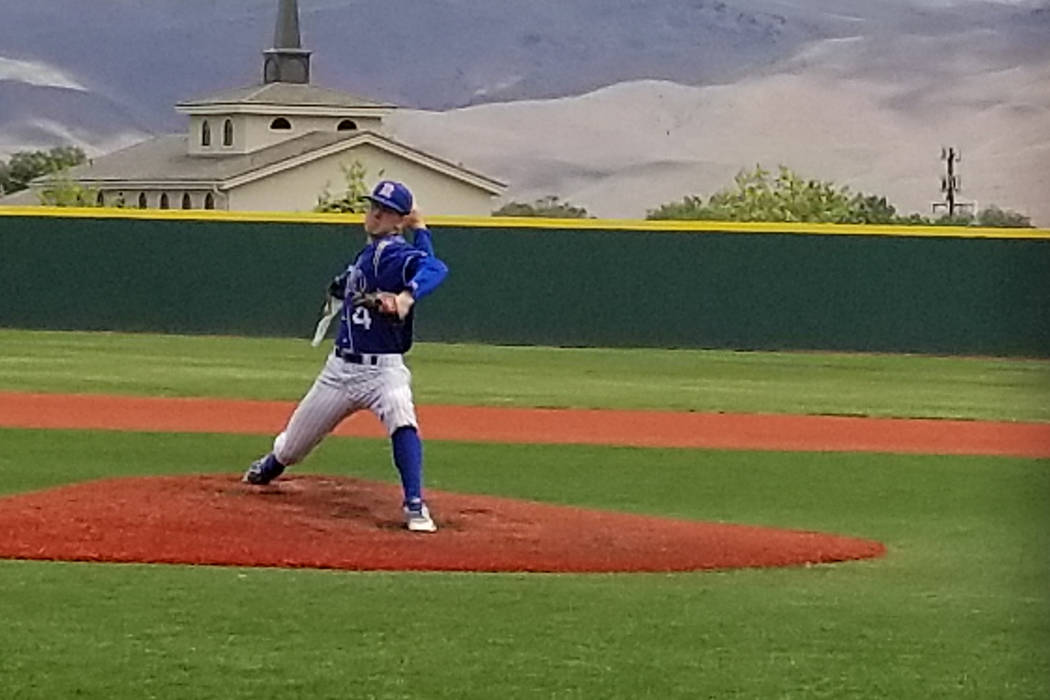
top-left (0, 475), bottom-right (884, 572)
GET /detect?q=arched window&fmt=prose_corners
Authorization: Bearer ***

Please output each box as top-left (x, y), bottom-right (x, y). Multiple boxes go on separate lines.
top-left (160, 193), bottom-right (169, 210)
top-left (96, 191), bottom-right (104, 206)
top-left (201, 120), bottom-right (211, 147)
top-left (181, 193), bottom-right (192, 210)
top-left (223, 119), bottom-right (233, 146)
top-left (270, 117), bottom-right (292, 130)
top-left (336, 119), bottom-right (357, 131)
top-left (204, 192), bottom-right (215, 210)
top-left (138, 192), bottom-right (147, 209)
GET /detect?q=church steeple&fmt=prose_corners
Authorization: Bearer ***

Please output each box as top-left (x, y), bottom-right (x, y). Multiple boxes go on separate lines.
top-left (263, 0), bottom-right (311, 84)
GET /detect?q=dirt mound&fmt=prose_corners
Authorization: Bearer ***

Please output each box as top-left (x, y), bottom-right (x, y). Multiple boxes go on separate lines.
top-left (0, 475), bottom-right (885, 572)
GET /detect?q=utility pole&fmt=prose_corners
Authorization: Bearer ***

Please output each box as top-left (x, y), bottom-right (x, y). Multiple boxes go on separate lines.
top-left (932, 146), bottom-right (974, 218)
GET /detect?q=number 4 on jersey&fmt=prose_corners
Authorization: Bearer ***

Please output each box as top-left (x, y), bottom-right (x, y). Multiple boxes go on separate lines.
top-left (351, 305), bottom-right (372, 330)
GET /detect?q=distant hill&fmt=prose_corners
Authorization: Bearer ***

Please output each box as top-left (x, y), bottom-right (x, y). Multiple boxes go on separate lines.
top-left (0, 0), bottom-right (823, 122)
top-left (4, 0), bottom-right (1045, 122)
top-left (0, 79), bottom-right (151, 160)
top-left (389, 65), bottom-right (1050, 223)
top-left (2, 0), bottom-right (1047, 223)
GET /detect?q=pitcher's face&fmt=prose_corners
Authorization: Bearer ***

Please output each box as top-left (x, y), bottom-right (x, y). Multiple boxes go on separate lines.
top-left (364, 201), bottom-right (404, 236)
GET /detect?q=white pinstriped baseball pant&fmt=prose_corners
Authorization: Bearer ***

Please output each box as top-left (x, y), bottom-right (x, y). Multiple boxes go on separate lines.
top-left (271, 351), bottom-right (418, 466)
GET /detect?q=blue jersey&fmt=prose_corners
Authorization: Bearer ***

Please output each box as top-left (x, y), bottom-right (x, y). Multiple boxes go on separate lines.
top-left (334, 230), bottom-right (447, 354)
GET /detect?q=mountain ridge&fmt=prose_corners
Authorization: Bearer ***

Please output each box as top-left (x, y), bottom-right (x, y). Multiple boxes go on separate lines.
top-left (1, 1), bottom-right (1047, 222)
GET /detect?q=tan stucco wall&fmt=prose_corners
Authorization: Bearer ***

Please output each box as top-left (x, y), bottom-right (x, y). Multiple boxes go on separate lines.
top-left (188, 115), bottom-right (247, 156)
top-left (96, 189), bottom-right (227, 210)
top-left (188, 114), bottom-right (384, 155)
top-left (225, 144), bottom-right (497, 215)
top-left (240, 115), bottom-right (384, 152)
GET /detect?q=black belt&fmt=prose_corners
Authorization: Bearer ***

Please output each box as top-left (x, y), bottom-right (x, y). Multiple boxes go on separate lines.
top-left (335, 348), bottom-right (380, 365)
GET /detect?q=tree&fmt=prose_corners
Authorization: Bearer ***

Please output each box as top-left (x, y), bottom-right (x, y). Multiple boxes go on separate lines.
top-left (0, 146), bottom-right (87, 195)
top-left (645, 164), bottom-right (1036, 227)
top-left (648, 165), bottom-right (864, 223)
top-left (921, 206), bottom-right (1031, 228)
top-left (641, 195), bottom-right (712, 220)
top-left (493, 195), bottom-right (590, 218)
top-left (894, 213), bottom-right (932, 226)
top-left (929, 212), bottom-right (976, 227)
top-left (975, 205), bottom-right (1032, 228)
top-left (315, 160), bottom-right (371, 213)
top-left (845, 194), bottom-right (898, 224)
top-left (36, 171), bottom-right (99, 207)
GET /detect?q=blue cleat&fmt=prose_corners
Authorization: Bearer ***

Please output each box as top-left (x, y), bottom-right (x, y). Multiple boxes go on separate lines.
top-left (242, 454), bottom-right (285, 485)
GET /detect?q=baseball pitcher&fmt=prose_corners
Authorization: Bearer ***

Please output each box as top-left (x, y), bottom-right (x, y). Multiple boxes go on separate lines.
top-left (243, 180), bottom-right (449, 532)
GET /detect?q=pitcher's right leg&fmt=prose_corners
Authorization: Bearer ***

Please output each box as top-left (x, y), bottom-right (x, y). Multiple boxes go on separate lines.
top-left (244, 356), bottom-right (355, 484)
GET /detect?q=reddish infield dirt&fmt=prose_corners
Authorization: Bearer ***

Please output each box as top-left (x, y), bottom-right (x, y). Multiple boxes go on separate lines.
top-left (0, 474), bottom-right (885, 573)
top-left (6, 389), bottom-right (1040, 572)
top-left (1, 391), bottom-right (1048, 457)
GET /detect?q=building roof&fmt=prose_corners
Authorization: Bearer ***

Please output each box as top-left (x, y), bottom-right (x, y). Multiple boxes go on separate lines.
top-left (58, 132), bottom-right (345, 182)
top-left (0, 187), bottom-right (40, 205)
top-left (177, 82), bottom-right (394, 110)
top-left (48, 130), bottom-right (506, 194)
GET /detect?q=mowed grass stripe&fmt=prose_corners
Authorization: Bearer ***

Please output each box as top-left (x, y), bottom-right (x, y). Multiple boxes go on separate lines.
top-left (0, 428), bottom-right (1047, 699)
top-left (0, 329), bottom-right (1047, 421)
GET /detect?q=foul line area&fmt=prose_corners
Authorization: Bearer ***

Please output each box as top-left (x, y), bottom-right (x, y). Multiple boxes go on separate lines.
top-left (1, 391), bottom-right (1047, 458)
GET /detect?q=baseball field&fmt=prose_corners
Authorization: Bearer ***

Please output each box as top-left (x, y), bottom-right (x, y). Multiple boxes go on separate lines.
top-left (0, 329), bottom-right (1047, 698)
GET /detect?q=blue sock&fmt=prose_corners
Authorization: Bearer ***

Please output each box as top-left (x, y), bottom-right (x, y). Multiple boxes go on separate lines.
top-left (264, 453), bottom-right (285, 473)
top-left (391, 426), bottom-right (423, 505)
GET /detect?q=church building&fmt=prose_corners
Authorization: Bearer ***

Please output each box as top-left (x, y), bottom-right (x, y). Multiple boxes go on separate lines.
top-left (19, 0), bottom-right (505, 215)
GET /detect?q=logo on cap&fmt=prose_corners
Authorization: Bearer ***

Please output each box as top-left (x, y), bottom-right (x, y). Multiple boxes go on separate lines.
top-left (366, 180), bottom-right (413, 215)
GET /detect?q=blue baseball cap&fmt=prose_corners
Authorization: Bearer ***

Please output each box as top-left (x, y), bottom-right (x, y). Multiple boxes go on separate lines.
top-left (365, 180), bottom-right (413, 215)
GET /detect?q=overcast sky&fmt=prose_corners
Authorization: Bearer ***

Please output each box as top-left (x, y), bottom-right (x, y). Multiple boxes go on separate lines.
top-left (891, 0), bottom-right (1037, 5)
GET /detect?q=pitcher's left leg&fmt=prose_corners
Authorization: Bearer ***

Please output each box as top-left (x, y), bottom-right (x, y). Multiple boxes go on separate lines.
top-left (391, 425), bottom-right (435, 532)
top-left (391, 425), bottom-right (423, 504)
top-left (370, 366), bottom-right (435, 532)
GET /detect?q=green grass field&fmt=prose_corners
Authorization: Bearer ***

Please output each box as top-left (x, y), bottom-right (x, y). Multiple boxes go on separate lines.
top-left (0, 330), bottom-right (1047, 699)
top-left (1, 329), bottom-right (1048, 420)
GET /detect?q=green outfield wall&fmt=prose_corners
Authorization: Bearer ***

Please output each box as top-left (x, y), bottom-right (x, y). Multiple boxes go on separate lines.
top-left (2, 208), bottom-right (1049, 356)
